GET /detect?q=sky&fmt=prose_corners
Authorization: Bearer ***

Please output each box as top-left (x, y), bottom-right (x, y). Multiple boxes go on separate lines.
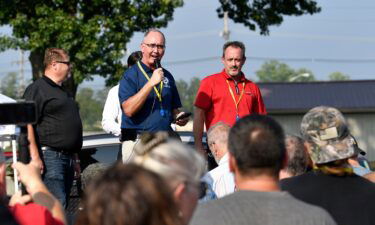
top-left (0, 0), bottom-right (374, 90)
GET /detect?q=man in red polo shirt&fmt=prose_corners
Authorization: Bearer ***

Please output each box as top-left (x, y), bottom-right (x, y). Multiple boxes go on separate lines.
top-left (193, 41), bottom-right (266, 154)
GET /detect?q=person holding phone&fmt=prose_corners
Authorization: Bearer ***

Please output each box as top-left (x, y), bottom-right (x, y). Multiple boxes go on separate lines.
top-left (193, 41), bottom-right (266, 155)
top-left (118, 29), bottom-right (189, 163)
top-left (0, 149), bottom-right (65, 225)
top-left (23, 48), bottom-right (82, 208)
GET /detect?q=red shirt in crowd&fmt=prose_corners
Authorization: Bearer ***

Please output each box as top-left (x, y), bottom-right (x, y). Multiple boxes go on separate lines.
top-left (195, 69), bottom-right (266, 129)
top-left (10, 203), bottom-right (64, 225)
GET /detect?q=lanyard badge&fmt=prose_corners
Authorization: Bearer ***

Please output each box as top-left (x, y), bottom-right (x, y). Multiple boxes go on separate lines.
top-left (226, 79), bottom-right (245, 121)
top-left (137, 61), bottom-right (166, 117)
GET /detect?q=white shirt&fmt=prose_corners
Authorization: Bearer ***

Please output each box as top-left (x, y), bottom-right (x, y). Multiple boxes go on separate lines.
top-left (204, 153), bottom-right (235, 198)
top-left (101, 85), bottom-right (122, 136)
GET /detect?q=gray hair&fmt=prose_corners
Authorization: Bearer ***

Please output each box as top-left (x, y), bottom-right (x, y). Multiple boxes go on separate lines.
top-left (285, 135), bottom-right (308, 176)
top-left (207, 122), bottom-right (230, 149)
top-left (143, 28), bottom-right (166, 45)
top-left (131, 132), bottom-right (205, 188)
top-left (81, 163), bottom-right (108, 190)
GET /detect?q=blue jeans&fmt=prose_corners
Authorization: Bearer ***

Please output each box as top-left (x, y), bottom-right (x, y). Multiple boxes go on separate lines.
top-left (42, 149), bottom-right (75, 208)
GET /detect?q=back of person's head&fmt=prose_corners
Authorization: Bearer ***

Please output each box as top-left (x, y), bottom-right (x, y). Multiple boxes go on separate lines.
top-left (80, 163), bottom-right (107, 191)
top-left (301, 106), bottom-right (355, 165)
top-left (284, 135), bottom-right (309, 176)
top-left (44, 48), bottom-right (68, 69)
top-left (127, 51), bottom-right (142, 67)
top-left (132, 132), bottom-right (205, 188)
top-left (228, 114), bottom-right (286, 177)
top-left (76, 163), bottom-right (181, 225)
top-left (131, 132), bottom-right (205, 225)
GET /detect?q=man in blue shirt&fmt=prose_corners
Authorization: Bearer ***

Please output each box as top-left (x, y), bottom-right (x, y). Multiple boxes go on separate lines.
top-left (119, 29), bottom-right (188, 162)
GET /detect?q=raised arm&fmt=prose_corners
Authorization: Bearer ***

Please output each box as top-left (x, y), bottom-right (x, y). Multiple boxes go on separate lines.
top-left (122, 68), bottom-right (163, 117)
top-left (12, 160), bottom-right (66, 224)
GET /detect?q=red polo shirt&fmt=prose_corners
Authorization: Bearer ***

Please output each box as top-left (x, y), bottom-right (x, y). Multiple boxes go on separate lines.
top-left (194, 69), bottom-right (266, 129)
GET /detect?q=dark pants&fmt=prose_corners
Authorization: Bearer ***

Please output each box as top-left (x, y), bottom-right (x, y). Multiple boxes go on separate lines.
top-left (42, 148), bottom-right (75, 208)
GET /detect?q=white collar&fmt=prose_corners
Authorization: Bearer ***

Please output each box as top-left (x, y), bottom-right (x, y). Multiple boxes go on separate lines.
top-left (218, 153), bottom-right (229, 165)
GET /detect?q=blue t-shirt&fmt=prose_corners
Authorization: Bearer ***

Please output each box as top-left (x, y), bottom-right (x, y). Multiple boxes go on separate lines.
top-left (119, 61), bottom-right (182, 132)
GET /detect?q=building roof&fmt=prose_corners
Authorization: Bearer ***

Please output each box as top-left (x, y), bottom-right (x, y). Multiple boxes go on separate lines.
top-left (258, 80), bottom-right (375, 114)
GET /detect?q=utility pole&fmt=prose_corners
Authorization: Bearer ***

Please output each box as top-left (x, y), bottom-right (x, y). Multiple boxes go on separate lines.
top-left (19, 50), bottom-right (25, 97)
top-left (10, 50), bottom-right (26, 98)
top-left (220, 11), bottom-right (230, 41)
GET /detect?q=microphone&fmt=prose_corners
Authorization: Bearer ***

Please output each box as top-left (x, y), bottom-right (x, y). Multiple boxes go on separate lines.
top-left (154, 59), bottom-right (161, 69)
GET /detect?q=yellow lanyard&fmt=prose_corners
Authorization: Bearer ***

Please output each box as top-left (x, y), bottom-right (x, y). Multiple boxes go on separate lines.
top-left (137, 61), bottom-right (163, 103)
top-left (226, 80), bottom-right (245, 115)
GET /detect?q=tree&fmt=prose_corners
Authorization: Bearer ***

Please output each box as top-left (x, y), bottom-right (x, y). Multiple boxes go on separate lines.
top-left (76, 87), bottom-right (104, 131)
top-left (0, 0), bottom-right (321, 97)
top-left (218, 0), bottom-right (321, 35)
top-left (176, 77), bottom-right (200, 114)
top-left (0, 0), bottom-right (184, 97)
top-left (256, 60), bottom-right (315, 82)
top-left (0, 72), bottom-right (24, 99)
top-left (329, 72), bottom-right (350, 81)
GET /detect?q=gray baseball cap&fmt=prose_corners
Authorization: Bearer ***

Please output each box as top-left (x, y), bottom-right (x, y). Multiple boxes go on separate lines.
top-left (301, 106), bottom-right (355, 164)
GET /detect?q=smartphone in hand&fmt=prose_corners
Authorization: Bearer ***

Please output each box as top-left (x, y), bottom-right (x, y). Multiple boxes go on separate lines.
top-left (174, 112), bottom-right (192, 123)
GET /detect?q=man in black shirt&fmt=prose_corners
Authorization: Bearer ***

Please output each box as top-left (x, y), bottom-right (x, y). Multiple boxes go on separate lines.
top-left (23, 48), bottom-right (82, 208)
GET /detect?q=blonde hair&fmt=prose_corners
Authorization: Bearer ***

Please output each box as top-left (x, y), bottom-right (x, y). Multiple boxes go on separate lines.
top-left (132, 132), bottom-right (205, 188)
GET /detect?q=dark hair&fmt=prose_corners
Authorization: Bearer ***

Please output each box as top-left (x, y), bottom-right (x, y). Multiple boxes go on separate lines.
top-left (222, 41), bottom-right (246, 59)
top-left (44, 48), bottom-right (68, 68)
top-left (285, 135), bottom-right (308, 176)
top-left (76, 163), bottom-right (182, 225)
top-left (228, 114), bottom-right (286, 177)
top-left (127, 51), bottom-right (142, 67)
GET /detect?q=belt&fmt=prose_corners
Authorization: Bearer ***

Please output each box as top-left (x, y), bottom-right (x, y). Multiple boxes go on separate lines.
top-left (121, 129), bottom-right (139, 142)
top-left (41, 146), bottom-right (72, 155)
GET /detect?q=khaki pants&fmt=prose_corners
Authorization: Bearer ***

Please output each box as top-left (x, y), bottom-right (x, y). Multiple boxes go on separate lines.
top-left (121, 140), bottom-right (138, 163)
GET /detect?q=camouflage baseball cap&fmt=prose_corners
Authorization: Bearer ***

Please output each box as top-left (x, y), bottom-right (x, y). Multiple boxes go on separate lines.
top-left (300, 106), bottom-right (355, 164)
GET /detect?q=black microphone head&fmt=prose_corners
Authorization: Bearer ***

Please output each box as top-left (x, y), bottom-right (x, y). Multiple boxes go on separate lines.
top-left (154, 59), bottom-right (161, 69)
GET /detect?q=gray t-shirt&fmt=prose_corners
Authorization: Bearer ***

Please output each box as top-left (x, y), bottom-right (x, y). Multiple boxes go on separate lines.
top-left (190, 190), bottom-right (336, 225)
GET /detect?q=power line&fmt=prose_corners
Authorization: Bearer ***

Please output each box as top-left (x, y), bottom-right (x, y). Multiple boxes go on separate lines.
top-left (164, 56), bottom-right (375, 66)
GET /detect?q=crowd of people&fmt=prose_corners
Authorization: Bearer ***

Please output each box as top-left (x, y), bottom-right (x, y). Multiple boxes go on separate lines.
top-left (0, 28), bottom-right (375, 225)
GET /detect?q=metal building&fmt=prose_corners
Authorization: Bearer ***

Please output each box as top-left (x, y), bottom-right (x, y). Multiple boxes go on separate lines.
top-left (259, 80), bottom-right (375, 161)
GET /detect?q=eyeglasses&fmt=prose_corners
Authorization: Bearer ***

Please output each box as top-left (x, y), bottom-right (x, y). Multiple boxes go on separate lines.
top-left (56, 61), bottom-right (72, 66)
top-left (143, 43), bottom-right (165, 50)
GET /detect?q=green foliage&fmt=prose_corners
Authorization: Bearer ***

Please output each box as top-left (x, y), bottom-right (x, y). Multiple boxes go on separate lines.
top-left (0, 0), bottom-right (321, 97)
top-left (176, 77), bottom-right (200, 114)
top-left (256, 60), bottom-right (316, 82)
top-left (0, 72), bottom-right (24, 99)
top-left (218, 0), bottom-right (321, 35)
top-left (76, 87), bottom-right (106, 131)
top-left (0, 0), bottom-right (184, 96)
top-left (329, 71), bottom-right (350, 81)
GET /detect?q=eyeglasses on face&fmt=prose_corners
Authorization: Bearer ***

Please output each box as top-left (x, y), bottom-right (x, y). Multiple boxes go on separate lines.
top-left (143, 43), bottom-right (165, 50)
top-left (56, 61), bottom-right (71, 66)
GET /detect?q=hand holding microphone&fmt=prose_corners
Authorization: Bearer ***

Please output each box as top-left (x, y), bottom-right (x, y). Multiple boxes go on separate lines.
top-left (150, 59), bottom-right (164, 86)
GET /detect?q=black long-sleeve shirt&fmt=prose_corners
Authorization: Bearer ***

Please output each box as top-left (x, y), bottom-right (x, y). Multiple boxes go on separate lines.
top-left (23, 75), bottom-right (82, 153)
